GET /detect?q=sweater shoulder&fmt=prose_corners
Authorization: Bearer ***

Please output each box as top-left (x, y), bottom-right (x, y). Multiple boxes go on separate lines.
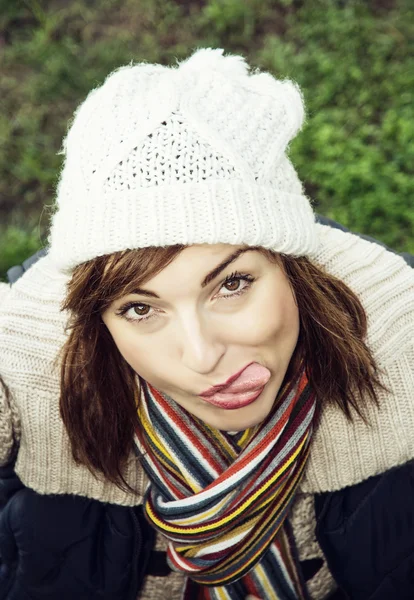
top-left (0, 282), bottom-right (11, 307)
top-left (0, 255), bottom-right (70, 394)
top-left (301, 226), bottom-right (414, 493)
top-left (311, 224), bottom-right (414, 364)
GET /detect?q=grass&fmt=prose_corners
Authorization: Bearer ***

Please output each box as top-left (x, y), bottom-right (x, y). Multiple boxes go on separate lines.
top-left (0, 0), bottom-right (413, 279)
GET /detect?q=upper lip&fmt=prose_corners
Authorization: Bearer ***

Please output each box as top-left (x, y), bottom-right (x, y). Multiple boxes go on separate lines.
top-left (199, 362), bottom-right (254, 397)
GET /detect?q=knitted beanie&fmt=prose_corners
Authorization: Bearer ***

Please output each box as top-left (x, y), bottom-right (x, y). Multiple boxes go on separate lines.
top-left (48, 47), bottom-right (318, 273)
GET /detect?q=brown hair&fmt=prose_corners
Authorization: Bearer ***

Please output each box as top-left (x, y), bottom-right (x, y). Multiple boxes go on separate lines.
top-left (60, 246), bottom-right (386, 492)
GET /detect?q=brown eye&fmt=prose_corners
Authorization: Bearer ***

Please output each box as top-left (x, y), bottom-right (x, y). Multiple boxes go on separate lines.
top-left (133, 304), bottom-right (150, 316)
top-left (224, 279), bottom-right (240, 292)
top-left (117, 301), bottom-right (157, 324)
top-left (219, 272), bottom-right (255, 298)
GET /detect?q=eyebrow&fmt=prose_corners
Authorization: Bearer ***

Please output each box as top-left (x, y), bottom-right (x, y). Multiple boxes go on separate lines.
top-left (127, 247), bottom-right (255, 299)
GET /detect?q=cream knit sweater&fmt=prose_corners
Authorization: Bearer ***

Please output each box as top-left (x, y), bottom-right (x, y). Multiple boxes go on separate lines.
top-left (0, 223), bottom-right (413, 599)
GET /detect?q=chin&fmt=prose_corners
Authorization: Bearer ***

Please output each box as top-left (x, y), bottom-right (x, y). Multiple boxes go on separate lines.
top-left (205, 403), bottom-right (272, 432)
top-left (219, 417), bottom-right (265, 432)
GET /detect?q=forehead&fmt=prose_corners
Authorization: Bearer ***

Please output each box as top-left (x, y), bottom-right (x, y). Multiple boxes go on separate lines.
top-left (146, 243), bottom-right (272, 287)
top-left (102, 243), bottom-right (280, 305)
top-left (161, 243), bottom-right (267, 269)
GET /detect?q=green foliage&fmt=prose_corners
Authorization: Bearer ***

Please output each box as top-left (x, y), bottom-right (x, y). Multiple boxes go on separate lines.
top-left (0, 226), bottom-right (44, 282)
top-left (200, 0), bottom-right (266, 44)
top-left (257, 0), bottom-right (414, 253)
top-left (0, 0), bottom-right (413, 280)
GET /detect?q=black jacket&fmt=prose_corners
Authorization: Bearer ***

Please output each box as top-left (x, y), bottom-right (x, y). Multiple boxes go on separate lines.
top-left (0, 459), bottom-right (171, 600)
top-left (1, 217), bottom-right (413, 599)
top-left (2, 458), bottom-right (414, 600)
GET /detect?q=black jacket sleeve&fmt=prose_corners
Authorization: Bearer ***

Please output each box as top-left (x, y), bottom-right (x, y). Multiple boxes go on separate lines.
top-left (0, 463), bottom-right (156, 600)
top-left (315, 461), bottom-right (414, 600)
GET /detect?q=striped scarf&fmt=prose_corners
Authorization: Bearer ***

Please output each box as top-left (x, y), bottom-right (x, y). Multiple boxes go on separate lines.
top-left (134, 364), bottom-right (316, 600)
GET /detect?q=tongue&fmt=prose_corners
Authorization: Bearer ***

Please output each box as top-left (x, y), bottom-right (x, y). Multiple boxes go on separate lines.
top-left (225, 363), bottom-right (271, 392)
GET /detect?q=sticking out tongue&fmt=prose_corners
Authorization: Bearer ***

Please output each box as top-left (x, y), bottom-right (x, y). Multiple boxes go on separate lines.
top-left (224, 362), bottom-right (271, 393)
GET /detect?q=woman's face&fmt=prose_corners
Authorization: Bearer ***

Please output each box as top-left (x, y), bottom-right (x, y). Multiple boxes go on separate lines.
top-left (102, 244), bottom-right (299, 431)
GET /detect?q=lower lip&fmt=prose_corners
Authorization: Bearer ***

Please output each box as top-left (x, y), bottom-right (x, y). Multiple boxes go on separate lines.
top-left (199, 386), bottom-right (265, 410)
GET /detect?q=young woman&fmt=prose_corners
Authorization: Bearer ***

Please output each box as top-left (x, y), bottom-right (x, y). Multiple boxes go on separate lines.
top-left (0, 48), bottom-right (414, 600)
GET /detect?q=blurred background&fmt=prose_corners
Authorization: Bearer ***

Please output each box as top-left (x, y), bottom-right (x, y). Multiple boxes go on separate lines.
top-left (0, 0), bottom-right (413, 280)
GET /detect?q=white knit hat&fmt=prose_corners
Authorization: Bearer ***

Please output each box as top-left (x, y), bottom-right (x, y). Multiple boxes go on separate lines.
top-left (48, 47), bottom-right (318, 272)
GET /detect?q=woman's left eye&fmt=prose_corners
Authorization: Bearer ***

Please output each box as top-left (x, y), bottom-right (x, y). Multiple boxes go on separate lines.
top-left (219, 271), bottom-right (255, 299)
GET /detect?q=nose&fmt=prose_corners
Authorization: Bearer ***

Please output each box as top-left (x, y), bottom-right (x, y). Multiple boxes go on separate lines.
top-left (178, 310), bottom-right (225, 374)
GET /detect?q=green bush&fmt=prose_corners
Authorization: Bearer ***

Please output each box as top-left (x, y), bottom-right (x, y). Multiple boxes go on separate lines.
top-left (257, 0), bottom-right (414, 253)
top-left (0, 227), bottom-right (44, 282)
top-left (0, 0), bottom-right (413, 281)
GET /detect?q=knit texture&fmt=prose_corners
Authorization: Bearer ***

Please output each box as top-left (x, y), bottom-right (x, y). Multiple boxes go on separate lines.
top-left (48, 48), bottom-right (317, 272)
top-left (0, 225), bottom-right (413, 599)
top-left (302, 225), bottom-right (414, 493)
top-left (0, 263), bottom-right (146, 505)
top-left (0, 282), bottom-right (9, 306)
top-left (1, 225), bottom-right (413, 499)
top-left (134, 372), bottom-right (315, 599)
top-left (289, 493), bottom-right (337, 599)
top-left (137, 532), bottom-right (185, 600)
top-left (138, 508), bottom-right (333, 600)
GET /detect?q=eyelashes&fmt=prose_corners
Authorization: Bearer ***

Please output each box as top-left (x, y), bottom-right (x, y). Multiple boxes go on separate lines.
top-left (116, 271), bottom-right (256, 325)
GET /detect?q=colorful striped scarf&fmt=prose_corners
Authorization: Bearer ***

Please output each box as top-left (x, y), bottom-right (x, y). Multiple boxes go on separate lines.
top-left (134, 365), bottom-right (316, 600)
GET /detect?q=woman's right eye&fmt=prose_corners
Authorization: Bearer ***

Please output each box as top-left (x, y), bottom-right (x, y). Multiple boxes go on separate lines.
top-left (117, 303), bottom-right (155, 324)
top-left (131, 304), bottom-right (150, 317)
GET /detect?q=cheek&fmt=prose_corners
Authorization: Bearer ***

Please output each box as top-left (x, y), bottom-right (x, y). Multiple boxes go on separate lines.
top-left (112, 331), bottom-right (172, 388)
top-left (241, 282), bottom-right (299, 346)
top-left (106, 324), bottom-right (148, 372)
